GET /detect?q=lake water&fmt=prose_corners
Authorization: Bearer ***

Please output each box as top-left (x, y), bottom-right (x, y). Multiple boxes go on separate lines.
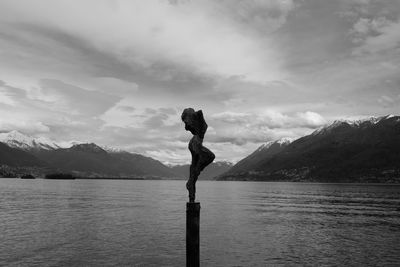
top-left (1, 179), bottom-right (399, 266)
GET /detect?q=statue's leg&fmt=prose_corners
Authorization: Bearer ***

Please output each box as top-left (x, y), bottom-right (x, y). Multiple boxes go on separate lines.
top-left (187, 154), bottom-right (199, 202)
top-left (188, 163), bottom-right (203, 202)
top-left (188, 151), bottom-right (210, 202)
top-left (199, 146), bottom-right (215, 172)
top-left (187, 166), bottom-right (195, 202)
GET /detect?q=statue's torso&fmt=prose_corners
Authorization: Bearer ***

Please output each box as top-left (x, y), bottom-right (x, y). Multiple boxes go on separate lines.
top-left (189, 135), bottom-right (202, 154)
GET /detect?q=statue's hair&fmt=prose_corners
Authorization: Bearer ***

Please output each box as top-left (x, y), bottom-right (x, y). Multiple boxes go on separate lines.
top-left (181, 108), bottom-right (195, 121)
top-left (181, 108), bottom-right (208, 139)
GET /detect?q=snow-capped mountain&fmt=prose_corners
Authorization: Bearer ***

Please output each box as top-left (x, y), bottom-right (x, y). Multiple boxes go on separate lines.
top-left (218, 115), bottom-right (400, 182)
top-left (101, 145), bottom-right (125, 153)
top-left (312, 115), bottom-right (396, 136)
top-left (222, 137), bottom-right (295, 176)
top-left (256, 137), bottom-right (294, 152)
top-left (0, 130), bottom-right (60, 150)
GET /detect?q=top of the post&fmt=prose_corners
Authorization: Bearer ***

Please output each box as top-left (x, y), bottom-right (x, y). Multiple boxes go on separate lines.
top-left (186, 202), bottom-right (201, 212)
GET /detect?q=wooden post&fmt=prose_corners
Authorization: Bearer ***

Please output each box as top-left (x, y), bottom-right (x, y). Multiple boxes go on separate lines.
top-left (186, 202), bottom-right (200, 267)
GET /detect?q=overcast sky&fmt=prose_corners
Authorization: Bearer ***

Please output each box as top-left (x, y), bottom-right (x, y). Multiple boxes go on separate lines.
top-left (0, 0), bottom-right (399, 164)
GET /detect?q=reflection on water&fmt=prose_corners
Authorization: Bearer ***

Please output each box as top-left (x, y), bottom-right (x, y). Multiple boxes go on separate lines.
top-left (1, 179), bottom-right (399, 266)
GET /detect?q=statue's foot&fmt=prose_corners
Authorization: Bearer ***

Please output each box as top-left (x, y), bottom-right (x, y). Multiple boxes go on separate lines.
top-left (186, 181), bottom-right (195, 202)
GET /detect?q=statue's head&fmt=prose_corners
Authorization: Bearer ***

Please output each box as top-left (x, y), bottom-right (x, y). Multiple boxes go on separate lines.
top-left (181, 108), bottom-right (207, 138)
top-left (181, 108), bottom-right (195, 132)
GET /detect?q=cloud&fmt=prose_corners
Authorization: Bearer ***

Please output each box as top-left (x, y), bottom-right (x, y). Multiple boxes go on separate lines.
top-left (340, 0), bottom-right (400, 55)
top-left (0, 80), bottom-right (27, 106)
top-left (0, 119), bottom-right (49, 134)
top-left (377, 94), bottom-right (400, 107)
top-left (208, 110), bottom-right (327, 146)
top-left (211, 111), bottom-right (251, 124)
top-left (159, 107), bottom-right (177, 115)
top-left (212, 110), bottom-right (326, 130)
top-left (296, 111), bottom-right (327, 128)
top-left (117, 106), bottom-right (136, 112)
top-left (350, 17), bottom-right (390, 44)
top-left (88, 77), bottom-right (138, 96)
top-left (0, 0), bottom-right (287, 84)
top-left (143, 113), bottom-right (169, 128)
top-left (38, 79), bottom-right (121, 116)
top-left (204, 0), bottom-right (297, 34)
top-left (0, 1), bottom-right (399, 164)
top-left (353, 19), bottom-right (400, 54)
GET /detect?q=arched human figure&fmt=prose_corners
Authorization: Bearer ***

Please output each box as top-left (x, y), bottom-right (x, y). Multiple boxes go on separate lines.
top-left (181, 108), bottom-right (215, 202)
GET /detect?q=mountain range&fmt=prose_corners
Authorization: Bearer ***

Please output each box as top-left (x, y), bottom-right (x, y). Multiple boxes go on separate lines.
top-left (217, 115), bottom-right (400, 183)
top-left (1, 115), bottom-right (400, 182)
top-left (0, 130), bottom-right (60, 150)
top-left (0, 131), bottom-right (231, 179)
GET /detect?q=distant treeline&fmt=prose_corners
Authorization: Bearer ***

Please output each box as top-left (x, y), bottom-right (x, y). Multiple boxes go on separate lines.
top-left (45, 173), bottom-right (75, 179)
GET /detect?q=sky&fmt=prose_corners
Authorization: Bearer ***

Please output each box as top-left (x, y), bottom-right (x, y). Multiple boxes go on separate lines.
top-left (0, 0), bottom-right (399, 164)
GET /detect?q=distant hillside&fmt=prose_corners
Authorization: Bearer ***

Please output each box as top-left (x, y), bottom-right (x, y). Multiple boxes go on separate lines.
top-left (0, 131), bottom-right (179, 179)
top-left (170, 161), bottom-right (233, 180)
top-left (217, 115), bottom-right (400, 183)
top-left (109, 151), bottom-right (178, 178)
top-left (32, 143), bottom-right (177, 178)
top-left (225, 138), bottom-right (293, 175)
top-left (0, 142), bottom-right (44, 167)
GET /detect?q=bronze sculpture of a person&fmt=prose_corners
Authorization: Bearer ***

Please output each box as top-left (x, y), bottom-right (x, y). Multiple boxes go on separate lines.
top-left (181, 108), bottom-right (215, 202)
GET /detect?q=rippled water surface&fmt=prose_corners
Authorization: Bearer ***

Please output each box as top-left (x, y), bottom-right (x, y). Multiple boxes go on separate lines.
top-left (1, 179), bottom-right (400, 266)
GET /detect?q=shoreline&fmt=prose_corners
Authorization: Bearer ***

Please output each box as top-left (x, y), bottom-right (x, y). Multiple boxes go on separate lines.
top-left (3, 177), bottom-right (400, 185)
